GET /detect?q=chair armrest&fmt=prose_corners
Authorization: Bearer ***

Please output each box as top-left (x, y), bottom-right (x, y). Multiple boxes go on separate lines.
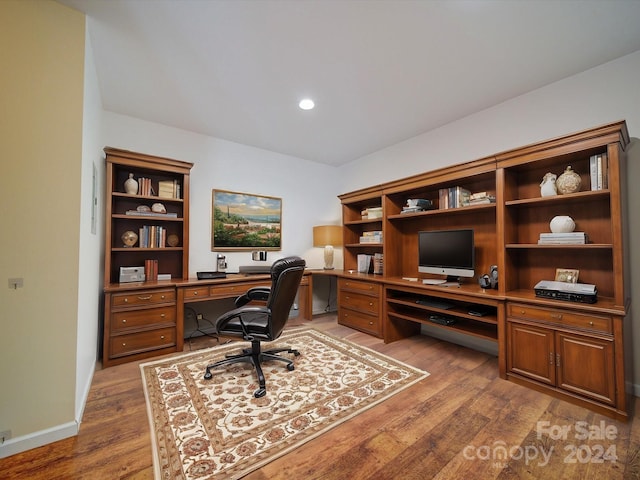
top-left (235, 287), bottom-right (271, 307)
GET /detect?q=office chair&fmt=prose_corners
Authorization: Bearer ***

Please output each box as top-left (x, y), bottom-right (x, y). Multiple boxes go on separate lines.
top-left (203, 256), bottom-right (306, 397)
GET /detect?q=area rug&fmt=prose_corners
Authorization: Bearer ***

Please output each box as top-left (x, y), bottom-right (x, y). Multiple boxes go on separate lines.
top-left (140, 327), bottom-right (429, 479)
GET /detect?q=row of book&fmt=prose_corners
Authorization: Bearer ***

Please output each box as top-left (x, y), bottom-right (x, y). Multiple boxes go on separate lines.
top-left (139, 225), bottom-right (168, 248)
top-left (360, 230), bottom-right (383, 243)
top-left (356, 253), bottom-right (383, 274)
top-left (589, 153), bottom-right (608, 190)
top-left (132, 177), bottom-right (182, 199)
top-left (538, 232), bottom-right (588, 245)
top-left (144, 259), bottom-right (159, 281)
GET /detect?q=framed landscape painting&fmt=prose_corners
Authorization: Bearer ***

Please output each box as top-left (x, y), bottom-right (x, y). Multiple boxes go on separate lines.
top-left (211, 189), bottom-right (282, 251)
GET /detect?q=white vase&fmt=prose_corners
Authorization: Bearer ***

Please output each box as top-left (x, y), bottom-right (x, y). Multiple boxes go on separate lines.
top-left (550, 215), bottom-right (575, 233)
top-left (540, 173), bottom-right (557, 197)
top-left (124, 173), bottom-right (138, 194)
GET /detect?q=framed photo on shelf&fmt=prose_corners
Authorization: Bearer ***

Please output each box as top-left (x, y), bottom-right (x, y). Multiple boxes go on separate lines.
top-left (211, 189), bottom-right (282, 251)
top-left (555, 268), bottom-right (579, 283)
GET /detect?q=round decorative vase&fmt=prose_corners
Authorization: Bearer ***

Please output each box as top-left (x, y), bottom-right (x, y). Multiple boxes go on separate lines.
top-left (540, 172), bottom-right (557, 197)
top-left (556, 166), bottom-right (581, 194)
top-left (124, 173), bottom-right (138, 194)
top-left (121, 230), bottom-right (138, 247)
top-left (549, 215), bottom-right (576, 233)
top-left (167, 234), bottom-right (179, 247)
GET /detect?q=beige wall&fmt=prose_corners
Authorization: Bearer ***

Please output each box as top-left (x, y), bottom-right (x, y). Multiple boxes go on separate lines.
top-left (0, 0), bottom-right (84, 440)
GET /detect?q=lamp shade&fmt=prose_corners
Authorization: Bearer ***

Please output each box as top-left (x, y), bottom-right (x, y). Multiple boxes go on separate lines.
top-left (313, 225), bottom-right (342, 269)
top-left (313, 225), bottom-right (343, 247)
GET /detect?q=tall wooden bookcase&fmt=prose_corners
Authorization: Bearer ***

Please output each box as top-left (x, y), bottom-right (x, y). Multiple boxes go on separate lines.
top-left (103, 147), bottom-right (193, 367)
top-left (337, 121), bottom-right (632, 419)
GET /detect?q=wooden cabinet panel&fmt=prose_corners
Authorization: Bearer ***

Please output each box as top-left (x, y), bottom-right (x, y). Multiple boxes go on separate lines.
top-left (339, 308), bottom-right (380, 336)
top-left (507, 321), bottom-right (555, 385)
top-left (340, 291), bottom-right (380, 315)
top-left (338, 278), bottom-right (382, 337)
top-left (507, 303), bottom-right (612, 334)
top-left (556, 332), bottom-right (615, 405)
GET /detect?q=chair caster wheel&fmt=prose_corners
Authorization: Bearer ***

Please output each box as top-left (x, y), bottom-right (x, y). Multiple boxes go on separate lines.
top-left (204, 371), bottom-right (212, 380)
top-left (287, 364), bottom-right (295, 371)
top-left (294, 351), bottom-right (301, 357)
top-left (254, 388), bottom-right (266, 398)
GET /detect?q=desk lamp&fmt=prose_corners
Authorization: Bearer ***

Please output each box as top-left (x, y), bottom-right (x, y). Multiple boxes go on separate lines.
top-left (313, 225), bottom-right (343, 270)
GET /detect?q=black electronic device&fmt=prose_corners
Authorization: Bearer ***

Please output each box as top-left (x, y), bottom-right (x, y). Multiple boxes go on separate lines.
top-left (428, 314), bottom-right (456, 326)
top-left (418, 229), bottom-right (475, 284)
top-left (197, 271), bottom-right (227, 280)
top-left (416, 298), bottom-right (454, 310)
top-left (533, 280), bottom-right (597, 304)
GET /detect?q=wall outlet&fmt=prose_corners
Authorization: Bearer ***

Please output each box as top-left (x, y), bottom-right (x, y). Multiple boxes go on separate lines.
top-left (0, 430), bottom-right (11, 443)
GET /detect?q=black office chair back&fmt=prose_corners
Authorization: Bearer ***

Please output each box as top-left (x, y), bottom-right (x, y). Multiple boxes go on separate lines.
top-left (266, 256), bottom-right (306, 339)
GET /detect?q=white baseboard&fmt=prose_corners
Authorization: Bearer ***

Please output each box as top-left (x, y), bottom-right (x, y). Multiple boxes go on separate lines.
top-left (0, 421), bottom-right (78, 459)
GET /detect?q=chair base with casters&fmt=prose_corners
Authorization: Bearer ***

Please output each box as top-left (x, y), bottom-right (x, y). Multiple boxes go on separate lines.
top-left (204, 339), bottom-right (300, 398)
top-left (202, 256), bottom-right (306, 398)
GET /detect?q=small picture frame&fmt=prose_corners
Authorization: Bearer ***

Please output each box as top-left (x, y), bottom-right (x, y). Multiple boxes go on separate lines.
top-left (555, 268), bottom-right (579, 283)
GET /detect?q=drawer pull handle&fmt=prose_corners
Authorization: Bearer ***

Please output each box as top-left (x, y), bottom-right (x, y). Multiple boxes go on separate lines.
top-left (138, 295), bottom-right (152, 300)
top-left (193, 291), bottom-right (198, 295)
top-left (161, 295), bottom-right (165, 299)
top-left (369, 321), bottom-right (373, 325)
top-left (122, 319), bottom-right (127, 323)
top-left (551, 314), bottom-right (563, 320)
top-left (520, 309), bottom-right (525, 314)
top-left (124, 298), bottom-right (128, 303)
top-left (160, 313), bottom-right (165, 318)
top-left (160, 335), bottom-right (165, 340)
top-left (556, 354), bottom-right (561, 367)
top-left (369, 302), bottom-right (373, 306)
top-left (549, 352), bottom-right (554, 365)
top-left (589, 321), bottom-right (594, 326)
top-left (122, 343), bottom-right (126, 346)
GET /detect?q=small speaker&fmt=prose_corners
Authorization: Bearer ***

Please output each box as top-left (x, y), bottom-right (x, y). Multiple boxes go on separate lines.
top-left (479, 265), bottom-right (498, 289)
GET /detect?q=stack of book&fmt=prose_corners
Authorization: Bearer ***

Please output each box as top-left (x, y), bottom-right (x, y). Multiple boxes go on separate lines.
top-left (401, 198), bottom-right (433, 214)
top-left (438, 186), bottom-right (470, 209)
top-left (538, 232), bottom-right (588, 245)
top-left (359, 231), bottom-right (383, 243)
top-left (126, 209), bottom-right (177, 218)
top-left (469, 191), bottom-right (496, 205)
top-left (158, 179), bottom-right (181, 199)
top-left (361, 207), bottom-right (383, 219)
top-left (589, 153), bottom-right (608, 190)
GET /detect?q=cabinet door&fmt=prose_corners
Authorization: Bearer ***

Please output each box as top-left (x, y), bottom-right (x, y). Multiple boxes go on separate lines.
top-left (556, 332), bottom-right (615, 405)
top-left (507, 321), bottom-right (555, 385)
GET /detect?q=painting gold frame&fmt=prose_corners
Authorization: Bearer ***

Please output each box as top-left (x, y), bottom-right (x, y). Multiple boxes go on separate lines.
top-left (211, 189), bottom-right (282, 251)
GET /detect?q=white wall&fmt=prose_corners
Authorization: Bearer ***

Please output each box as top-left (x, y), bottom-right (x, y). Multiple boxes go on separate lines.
top-left (75, 20), bottom-right (104, 424)
top-left (337, 49), bottom-right (640, 391)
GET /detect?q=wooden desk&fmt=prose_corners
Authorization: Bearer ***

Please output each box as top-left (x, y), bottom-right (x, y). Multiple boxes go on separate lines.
top-left (103, 272), bottom-right (312, 367)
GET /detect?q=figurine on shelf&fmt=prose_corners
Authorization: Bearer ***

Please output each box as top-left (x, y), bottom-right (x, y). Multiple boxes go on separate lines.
top-left (540, 172), bottom-right (557, 197)
top-left (121, 230), bottom-right (138, 247)
top-left (556, 165), bottom-right (581, 194)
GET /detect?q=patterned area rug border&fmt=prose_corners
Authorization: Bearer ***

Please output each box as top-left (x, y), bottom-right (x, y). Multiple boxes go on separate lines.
top-left (140, 327), bottom-right (430, 479)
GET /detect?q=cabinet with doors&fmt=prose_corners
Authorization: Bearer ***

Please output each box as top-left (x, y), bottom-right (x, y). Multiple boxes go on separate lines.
top-left (103, 147), bottom-right (193, 367)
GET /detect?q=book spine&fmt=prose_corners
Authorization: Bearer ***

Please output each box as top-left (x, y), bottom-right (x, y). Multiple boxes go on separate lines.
top-left (590, 155), bottom-right (598, 190)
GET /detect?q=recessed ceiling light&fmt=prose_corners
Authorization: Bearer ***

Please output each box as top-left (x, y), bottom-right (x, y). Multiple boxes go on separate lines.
top-left (299, 98), bottom-right (315, 110)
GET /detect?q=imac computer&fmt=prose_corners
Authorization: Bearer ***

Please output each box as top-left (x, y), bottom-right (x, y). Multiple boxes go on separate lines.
top-left (418, 229), bottom-right (475, 286)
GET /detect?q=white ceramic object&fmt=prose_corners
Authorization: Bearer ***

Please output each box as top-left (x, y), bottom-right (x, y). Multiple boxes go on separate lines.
top-left (151, 202), bottom-right (166, 213)
top-left (124, 173), bottom-right (138, 194)
top-left (540, 172), bottom-right (557, 197)
top-left (549, 215), bottom-right (576, 233)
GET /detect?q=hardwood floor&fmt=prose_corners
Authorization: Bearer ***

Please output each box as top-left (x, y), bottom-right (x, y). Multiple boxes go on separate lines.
top-left (2, 314), bottom-right (639, 479)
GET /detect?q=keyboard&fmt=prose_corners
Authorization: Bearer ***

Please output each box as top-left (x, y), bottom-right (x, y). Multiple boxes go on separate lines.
top-left (416, 298), bottom-right (454, 310)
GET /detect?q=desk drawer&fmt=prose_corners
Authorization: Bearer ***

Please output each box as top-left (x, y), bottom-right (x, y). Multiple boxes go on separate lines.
top-left (110, 327), bottom-right (176, 358)
top-left (507, 303), bottom-right (612, 334)
top-left (209, 282), bottom-right (270, 299)
top-left (340, 291), bottom-right (380, 315)
top-left (111, 306), bottom-right (175, 332)
top-left (339, 279), bottom-right (379, 296)
top-left (183, 286), bottom-right (210, 300)
top-left (339, 308), bottom-right (380, 336)
top-left (111, 289), bottom-right (175, 308)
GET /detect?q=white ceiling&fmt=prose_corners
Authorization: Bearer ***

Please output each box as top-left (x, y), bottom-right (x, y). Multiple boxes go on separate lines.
top-left (58, 0), bottom-right (640, 166)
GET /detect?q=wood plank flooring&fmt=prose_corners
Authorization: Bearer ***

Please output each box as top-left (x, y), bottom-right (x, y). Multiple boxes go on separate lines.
top-left (2, 314), bottom-right (639, 479)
